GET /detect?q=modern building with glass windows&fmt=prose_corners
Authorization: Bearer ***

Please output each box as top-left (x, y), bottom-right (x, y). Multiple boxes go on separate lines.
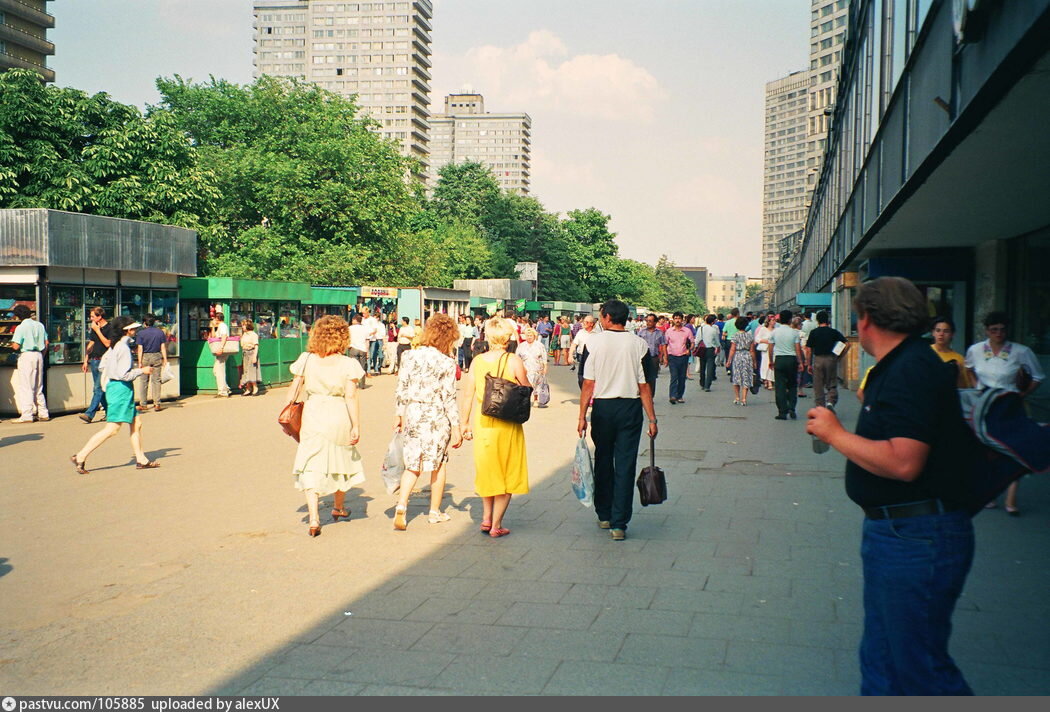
top-left (0, 0), bottom-right (55, 82)
top-left (252, 0), bottom-right (434, 178)
top-left (429, 93), bottom-right (532, 195)
top-left (775, 0), bottom-right (1050, 418)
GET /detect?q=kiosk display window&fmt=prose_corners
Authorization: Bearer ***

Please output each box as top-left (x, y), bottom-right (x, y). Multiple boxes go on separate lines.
top-left (228, 301), bottom-right (254, 337)
top-left (182, 301), bottom-right (214, 341)
top-left (255, 302), bottom-right (277, 339)
top-left (0, 286), bottom-right (37, 367)
top-left (151, 290), bottom-right (179, 357)
top-left (48, 286), bottom-right (84, 365)
top-left (120, 289), bottom-right (150, 322)
top-left (278, 302), bottom-right (301, 338)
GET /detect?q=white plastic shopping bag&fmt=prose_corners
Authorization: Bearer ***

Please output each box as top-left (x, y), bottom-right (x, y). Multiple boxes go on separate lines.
top-left (571, 436), bottom-right (595, 508)
top-left (381, 434), bottom-right (406, 494)
top-left (160, 364), bottom-right (176, 384)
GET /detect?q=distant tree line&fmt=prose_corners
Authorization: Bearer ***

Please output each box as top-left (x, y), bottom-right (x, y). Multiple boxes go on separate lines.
top-left (0, 70), bottom-right (703, 312)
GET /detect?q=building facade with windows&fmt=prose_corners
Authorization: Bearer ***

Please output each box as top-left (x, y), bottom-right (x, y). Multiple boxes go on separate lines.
top-left (706, 274), bottom-right (763, 314)
top-left (0, 0), bottom-right (55, 82)
top-left (806, 0), bottom-right (851, 191)
top-left (775, 0), bottom-right (1050, 417)
top-left (252, 0), bottom-right (433, 176)
top-left (429, 93), bottom-right (531, 195)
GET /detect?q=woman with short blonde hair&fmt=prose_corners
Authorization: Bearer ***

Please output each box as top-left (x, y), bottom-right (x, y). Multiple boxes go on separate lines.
top-left (287, 315), bottom-right (364, 537)
top-left (393, 314), bottom-right (463, 529)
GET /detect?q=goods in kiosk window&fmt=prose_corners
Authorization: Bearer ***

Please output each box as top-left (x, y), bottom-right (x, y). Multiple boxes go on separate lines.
top-left (48, 287), bottom-right (84, 365)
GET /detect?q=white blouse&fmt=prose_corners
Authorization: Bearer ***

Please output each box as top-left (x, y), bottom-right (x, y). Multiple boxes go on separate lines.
top-left (964, 340), bottom-right (1045, 392)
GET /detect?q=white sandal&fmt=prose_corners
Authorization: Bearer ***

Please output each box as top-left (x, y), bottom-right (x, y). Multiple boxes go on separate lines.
top-left (427, 510), bottom-right (451, 524)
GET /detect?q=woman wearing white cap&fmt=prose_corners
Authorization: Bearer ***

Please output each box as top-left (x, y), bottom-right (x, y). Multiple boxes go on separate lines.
top-left (70, 316), bottom-right (160, 473)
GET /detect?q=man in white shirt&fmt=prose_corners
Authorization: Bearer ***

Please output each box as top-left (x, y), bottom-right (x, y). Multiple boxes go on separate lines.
top-left (578, 300), bottom-right (658, 541)
top-left (362, 308), bottom-right (383, 376)
top-left (348, 314), bottom-right (369, 388)
top-left (211, 311), bottom-right (232, 397)
top-left (569, 315), bottom-right (597, 389)
top-left (771, 310), bottom-right (805, 420)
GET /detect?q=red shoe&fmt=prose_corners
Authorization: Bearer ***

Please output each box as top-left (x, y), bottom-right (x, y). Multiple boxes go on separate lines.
top-left (489, 527), bottom-right (510, 538)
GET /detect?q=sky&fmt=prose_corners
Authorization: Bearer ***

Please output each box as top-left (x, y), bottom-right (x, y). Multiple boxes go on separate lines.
top-left (50, 0), bottom-right (810, 277)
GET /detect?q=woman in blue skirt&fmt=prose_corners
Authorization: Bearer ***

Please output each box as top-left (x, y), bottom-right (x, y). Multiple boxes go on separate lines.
top-left (71, 317), bottom-right (160, 474)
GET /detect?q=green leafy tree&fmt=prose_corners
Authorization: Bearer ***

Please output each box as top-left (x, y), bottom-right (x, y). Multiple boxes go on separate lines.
top-left (431, 161), bottom-right (501, 226)
top-left (0, 69), bottom-right (218, 225)
top-left (652, 255), bottom-right (704, 313)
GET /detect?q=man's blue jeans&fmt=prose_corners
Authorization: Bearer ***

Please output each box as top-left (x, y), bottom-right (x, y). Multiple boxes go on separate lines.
top-left (85, 358), bottom-right (106, 418)
top-left (859, 509), bottom-right (974, 695)
top-left (368, 340), bottom-right (382, 373)
top-left (667, 354), bottom-right (688, 401)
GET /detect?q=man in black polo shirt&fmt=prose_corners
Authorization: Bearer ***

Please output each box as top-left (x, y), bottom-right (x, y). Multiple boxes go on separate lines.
top-left (804, 310), bottom-right (849, 411)
top-left (80, 307), bottom-right (111, 423)
top-left (807, 277), bottom-right (977, 695)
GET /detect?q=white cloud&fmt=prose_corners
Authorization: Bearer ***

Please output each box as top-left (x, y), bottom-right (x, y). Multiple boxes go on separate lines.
top-left (434, 30), bottom-right (667, 123)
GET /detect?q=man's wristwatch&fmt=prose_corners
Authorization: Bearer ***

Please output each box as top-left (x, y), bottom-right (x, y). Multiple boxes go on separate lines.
top-left (649, 419), bottom-right (658, 424)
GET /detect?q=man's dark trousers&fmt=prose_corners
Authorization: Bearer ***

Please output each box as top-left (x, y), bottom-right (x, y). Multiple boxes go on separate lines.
top-left (590, 398), bottom-right (643, 531)
top-left (699, 348), bottom-right (716, 390)
top-left (642, 353), bottom-right (659, 395)
top-left (667, 354), bottom-right (688, 401)
top-left (774, 355), bottom-right (798, 416)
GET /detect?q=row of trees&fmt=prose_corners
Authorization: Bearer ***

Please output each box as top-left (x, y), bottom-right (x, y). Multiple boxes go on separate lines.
top-left (0, 70), bottom-right (704, 313)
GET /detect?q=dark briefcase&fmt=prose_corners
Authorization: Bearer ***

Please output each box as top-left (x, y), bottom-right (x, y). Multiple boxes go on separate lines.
top-left (637, 436), bottom-right (667, 506)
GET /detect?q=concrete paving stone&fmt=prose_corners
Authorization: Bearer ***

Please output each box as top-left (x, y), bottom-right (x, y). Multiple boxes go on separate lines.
top-left (593, 548), bottom-right (678, 570)
top-left (725, 640), bottom-right (837, 677)
top-left (432, 654), bottom-right (560, 694)
top-left (567, 532), bottom-right (647, 552)
top-left (237, 676), bottom-right (312, 696)
top-left (389, 574), bottom-right (489, 600)
top-left (752, 558), bottom-right (834, 579)
top-left (346, 589), bottom-right (430, 621)
top-left (742, 592), bottom-right (838, 622)
top-left (540, 562), bottom-right (629, 585)
top-left (622, 567), bottom-right (709, 590)
top-left (962, 661), bottom-right (1050, 696)
top-left (651, 587), bottom-right (745, 615)
top-left (542, 659), bottom-right (671, 696)
top-left (356, 683), bottom-right (470, 696)
top-left (313, 617), bottom-right (433, 650)
top-left (512, 628), bottom-right (627, 662)
top-left (778, 676), bottom-right (857, 695)
top-left (617, 633), bottom-right (727, 668)
top-left (324, 648), bottom-right (455, 686)
top-left (259, 644), bottom-right (356, 680)
top-left (590, 607), bottom-right (695, 636)
top-left (558, 583), bottom-right (658, 609)
top-left (458, 558), bottom-right (554, 581)
top-left (703, 572), bottom-right (792, 599)
top-left (788, 619), bottom-right (862, 651)
top-left (394, 556), bottom-right (477, 578)
top-left (622, 523), bottom-right (695, 542)
top-left (496, 600), bottom-right (602, 630)
top-left (764, 501), bottom-right (832, 523)
top-left (299, 679), bottom-right (366, 695)
top-left (403, 596), bottom-right (511, 625)
top-left (516, 546), bottom-right (599, 568)
top-left (661, 667), bottom-right (782, 696)
top-left (689, 612), bottom-right (792, 644)
top-left (410, 621), bottom-right (528, 655)
top-left (474, 579), bottom-right (572, 604)
top-left (671, 551), bottom-right (753, 576)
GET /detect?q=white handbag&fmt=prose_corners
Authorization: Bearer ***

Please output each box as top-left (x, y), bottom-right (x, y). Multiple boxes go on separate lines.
top-left (208, 338), bottom-right (240, 355)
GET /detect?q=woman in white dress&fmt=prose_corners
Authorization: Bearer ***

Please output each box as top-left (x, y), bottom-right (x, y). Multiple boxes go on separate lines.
top-left (287, 315), bottom-right (364, 537)
top-left (392, 314), bottom-right (463, 530)
top-left (754, 314), bottom-right (776, 389)
top-left (515, 327), bottom-right (548, 407)
top-left (965, 311), bottom-right (1045, 515)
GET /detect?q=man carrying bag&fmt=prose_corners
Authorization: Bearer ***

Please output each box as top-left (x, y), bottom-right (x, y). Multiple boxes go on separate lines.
top-left (577, 300), bottom-right (658, 541)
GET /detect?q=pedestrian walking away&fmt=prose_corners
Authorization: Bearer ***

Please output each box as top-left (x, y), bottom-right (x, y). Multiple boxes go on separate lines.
top-left (578, 299), bottom-right (658, 541)
top-left (80, 306), bottom-right (111, 423)
top-left (239, 320), bottom-right (261, 395)
top-left (392, 314), bottom-right (463, 530)
top-left (71, 317), bottom-right (159, 473)
top-left (771, 310), bottom-right (804, 419)
top-left (459, 317), bottom-right (531, 538)
top-left (664, 312), bottom-right (692, 404)
top-left (807, 276), bottom-right (980, 696)
top-left (8, 304), bottom-right (49, 423)
top-left (569, 315), bottom-right (597, 389)
top-left (135, 314), bottom-right (168, 411)
top-left (805, 310), bottom-right (850, 410)
top-left (286, 315), bottom-right (364, 537)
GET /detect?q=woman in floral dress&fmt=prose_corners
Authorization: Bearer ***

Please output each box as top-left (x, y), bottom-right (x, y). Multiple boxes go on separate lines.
top-left (392, 313), bottom-right (463, 530)
top-left (515, 327), bottom-right (548, 407)
top-left (727, 316), bottom-right (757, 406)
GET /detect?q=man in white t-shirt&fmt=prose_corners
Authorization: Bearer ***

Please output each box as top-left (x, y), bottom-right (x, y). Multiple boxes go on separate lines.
top-left (568, 315), bottom-right (597, 389)
top-left (362, 309), bottom-right (383, 375)
top-left (578, 300), bottom-right (658, 541)
top-left (348, 314), bottom-right (369, 388)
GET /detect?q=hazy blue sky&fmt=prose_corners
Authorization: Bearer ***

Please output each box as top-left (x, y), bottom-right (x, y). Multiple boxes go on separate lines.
top-left (51, 1), bottom-right (810, 276)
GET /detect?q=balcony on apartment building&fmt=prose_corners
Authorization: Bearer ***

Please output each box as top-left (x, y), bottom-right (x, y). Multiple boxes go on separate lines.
top-left (0, 0), bottom-right (53, 28)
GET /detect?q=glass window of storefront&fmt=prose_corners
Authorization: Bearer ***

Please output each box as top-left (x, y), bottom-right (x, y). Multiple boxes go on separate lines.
top-left (0, 286), bottom-right (38, 367)
top-left (278, 301), bottom-right (301, 338)
top-left (1011, 233), bottom-right (1050, 420)
top-left (255, 301), bottom-right (277, 339)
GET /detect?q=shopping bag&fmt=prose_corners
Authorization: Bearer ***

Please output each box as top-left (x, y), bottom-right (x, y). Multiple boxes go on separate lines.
top-left (571, 437), bottom-right (595, 508)
top-left (160, 364), bottom-right (175, 384)
top-left (637, 436), bottom-right (667, 506)
top-left (381, 434), bottom-right (406, 494)
top-left (536, 379), bottom-right (550, 407)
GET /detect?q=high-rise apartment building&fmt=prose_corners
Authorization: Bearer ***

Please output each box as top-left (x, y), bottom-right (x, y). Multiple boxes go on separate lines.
top-left (0, 0), bottom-right (55, 83)
top-left (761, 70), bottom-right (810, 286)
top-left (430, 94), bottom-right (531, 195)
top-left (252, 0), bottom-right (434, 176)
top-left (806, 0), bottom-right (850, 189)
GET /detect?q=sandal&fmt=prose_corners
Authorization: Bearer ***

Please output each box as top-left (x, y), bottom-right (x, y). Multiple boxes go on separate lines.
top-left (479, 521), bottom-right (492, 532)
top-left (489, 527), bottom-right (510, 538)
top-left (393, 506), bottom-right (408, 531)
top-left (1005, 505), bottom-right (1020, 517)
top-left (427, 510), bottom-right (451, 524)
top-left (135, 461), bottom-right (160, 469)
top-left (70, 455), bottom-right (89, 475)
top-left (332, 508), bottom-right (350, 522)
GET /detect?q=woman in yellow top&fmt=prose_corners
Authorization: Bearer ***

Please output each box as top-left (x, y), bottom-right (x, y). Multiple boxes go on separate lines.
top-left (459, 316), bottom-right (530, 538)
top-left (930, 317), bottom-right (974, 388)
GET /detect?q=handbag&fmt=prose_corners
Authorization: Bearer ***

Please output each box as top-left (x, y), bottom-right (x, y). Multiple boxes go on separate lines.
top-left (482, 352), bottom-right (533, 424)
top-left (278, 354), bottom-right (309, 442)
top-left (208, 336), bottom-right (240, 355)
top-left (637, 436), bottom-right (667, 506)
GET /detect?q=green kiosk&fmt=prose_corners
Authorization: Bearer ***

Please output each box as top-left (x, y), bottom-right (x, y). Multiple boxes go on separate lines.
top-left (178, 278), bottom-right (358, 394)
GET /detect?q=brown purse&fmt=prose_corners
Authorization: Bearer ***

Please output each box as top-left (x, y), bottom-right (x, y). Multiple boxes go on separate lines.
top-left (278, 354), bottom-right (310, 442)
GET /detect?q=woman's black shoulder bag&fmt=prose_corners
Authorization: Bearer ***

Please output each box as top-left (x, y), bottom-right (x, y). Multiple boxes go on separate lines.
top-left (482, 352), bottom-right (533, 424)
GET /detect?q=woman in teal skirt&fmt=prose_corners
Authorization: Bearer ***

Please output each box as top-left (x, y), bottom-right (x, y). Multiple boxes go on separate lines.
top-left (71, 317), bottom-right (161, 474)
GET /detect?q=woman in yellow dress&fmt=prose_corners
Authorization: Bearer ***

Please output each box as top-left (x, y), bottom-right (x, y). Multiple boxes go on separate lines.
top-left (460, 316), bottom-right (530, 538)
